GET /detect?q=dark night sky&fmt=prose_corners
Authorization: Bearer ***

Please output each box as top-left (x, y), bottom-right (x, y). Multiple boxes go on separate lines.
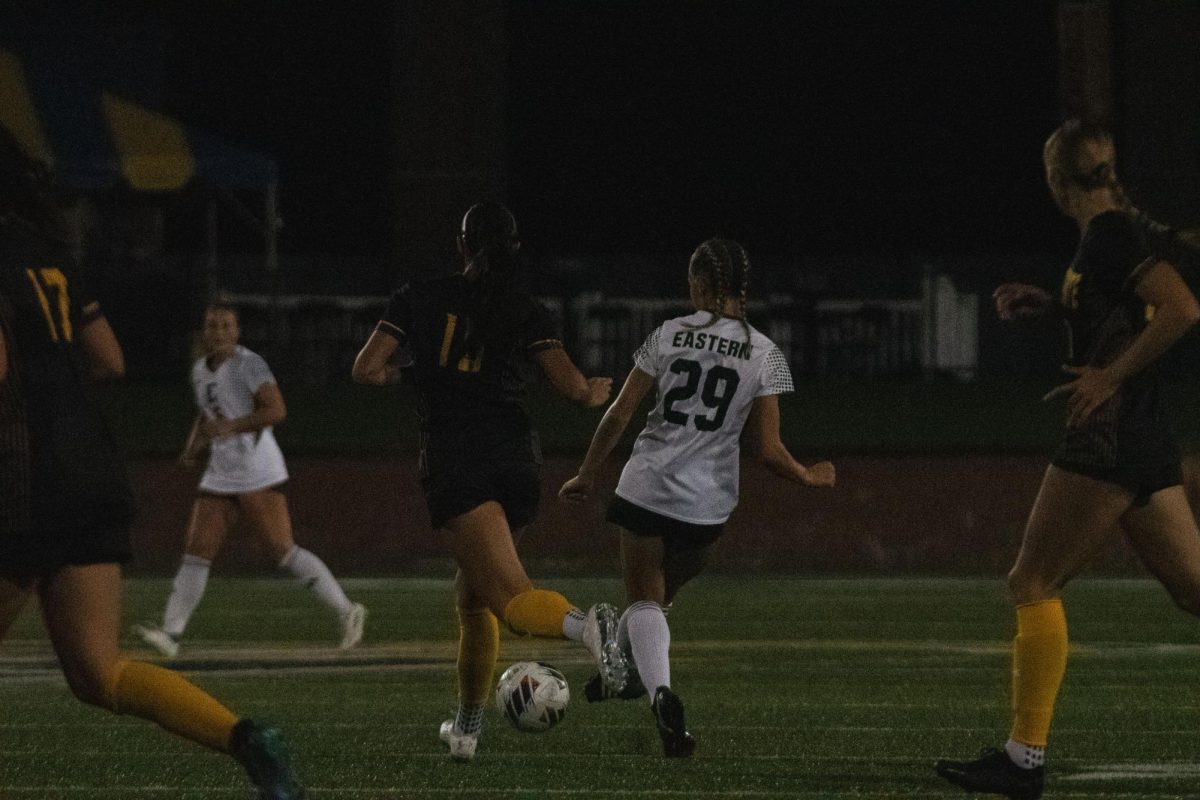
top-left (19, 2), bottom-right (1077, 270)
top-left (507, 2), bottom-right (1071, 262)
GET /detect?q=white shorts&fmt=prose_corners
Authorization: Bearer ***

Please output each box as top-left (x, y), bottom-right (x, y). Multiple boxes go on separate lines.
top-left (198, 429), bottom-right (289, 495)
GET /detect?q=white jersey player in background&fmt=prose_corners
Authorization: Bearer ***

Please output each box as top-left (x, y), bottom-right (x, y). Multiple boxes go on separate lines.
top-left (134, 304), bottom-right (365, 657)
top-left (560, 238), bottom-right (836, 757)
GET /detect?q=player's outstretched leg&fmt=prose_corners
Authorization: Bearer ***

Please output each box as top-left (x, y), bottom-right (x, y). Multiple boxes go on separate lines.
top-left (231, 719), bottom-right (308, 799)
top-left (278, 545), bottom-right (364, 648)
top-left (502, 589), bottom-right (627, 691)
top-left (247, 486), bottom-right (365, 650)
top-left (584, 604), bottom-right (647, 702)
top-left (582, 601), bottom-right (627, 693)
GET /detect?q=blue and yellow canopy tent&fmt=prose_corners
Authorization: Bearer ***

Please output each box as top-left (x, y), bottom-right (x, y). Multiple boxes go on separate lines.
top-left (0, 45), bottom-right (280, 271)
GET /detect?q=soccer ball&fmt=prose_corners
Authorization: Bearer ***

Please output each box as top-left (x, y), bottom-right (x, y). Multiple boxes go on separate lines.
top-left (495, 661), bottom-right (570, 732)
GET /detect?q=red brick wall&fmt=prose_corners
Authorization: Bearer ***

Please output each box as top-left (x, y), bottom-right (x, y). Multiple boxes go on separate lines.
top-left (126, 455), bottom-right (1154, 577)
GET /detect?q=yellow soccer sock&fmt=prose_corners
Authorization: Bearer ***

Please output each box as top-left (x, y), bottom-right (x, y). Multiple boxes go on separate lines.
top-left (107, 659), bottom-right (239, 753)
top-left (457, 607), bottom-right (500, 708)
top-left (1010, 599), bottom-right (1068, 747)
top-left (503, 588), bottom-right (575, 638)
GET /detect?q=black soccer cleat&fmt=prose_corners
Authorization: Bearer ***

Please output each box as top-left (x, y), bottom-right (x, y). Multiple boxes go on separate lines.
top-left (934, 747), bottom-right (1044, 800)
top-left (584, 670), bottom-right (647, 703)
top-left (650, 686), bottom-right (695, 758)
top-left (230, 719), bottom-right (308, 800)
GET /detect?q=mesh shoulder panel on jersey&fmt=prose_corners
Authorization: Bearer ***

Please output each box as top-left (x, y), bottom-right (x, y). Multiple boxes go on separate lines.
top-left (759, 345), bottom-right (794, 395)
top-left (632, 325), bottom-right (663, 374)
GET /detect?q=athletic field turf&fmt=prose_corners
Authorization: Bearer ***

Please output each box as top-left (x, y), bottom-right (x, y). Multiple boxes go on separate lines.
top-left (1, 577), bottom-right (1197, 798)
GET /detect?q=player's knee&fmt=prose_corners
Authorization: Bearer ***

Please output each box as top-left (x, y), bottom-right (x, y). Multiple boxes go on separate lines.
top-left (61, 662), bottom-right (117, 710)
top-left (1007, 567), bottom-right (1055, 605)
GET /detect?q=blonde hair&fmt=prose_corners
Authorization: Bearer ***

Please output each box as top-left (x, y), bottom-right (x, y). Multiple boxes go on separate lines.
top-left (1043, 119), bottom-right (1126, 213)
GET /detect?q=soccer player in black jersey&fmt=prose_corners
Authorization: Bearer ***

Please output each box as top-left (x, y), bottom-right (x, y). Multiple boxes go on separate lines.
top-left (0, 128), bottom-right (304, 799)
top-left (935, 120), bottom-right (1200, 799)
top-left (353, 202), bottom-right (623, 760)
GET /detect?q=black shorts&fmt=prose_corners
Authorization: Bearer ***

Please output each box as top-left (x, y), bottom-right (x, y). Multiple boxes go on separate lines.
top-left (1051, 379), bottom-right (1182, 506)
top-left (422, 459), bottom-right (542, 530)
top-left (606, 495), bottom-right (725, 551)
top-left (0, 523), bottom-right (132, 582)
top-left (1052, 458), bottom-right (1182, 507)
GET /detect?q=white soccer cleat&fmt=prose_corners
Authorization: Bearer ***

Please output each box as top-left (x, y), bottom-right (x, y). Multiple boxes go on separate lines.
top-left (338, 603), bottom-right (367, 650)
top-left (132, 623), bottom-right (180, 659)
top-left (582, 602), bottom-right (627, 695)
top-left (438, 719), bottom-right (478, 762)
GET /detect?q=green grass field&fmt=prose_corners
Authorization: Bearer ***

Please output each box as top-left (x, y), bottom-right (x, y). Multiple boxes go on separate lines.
top-left (1, 577), bottom-right (1197, 798)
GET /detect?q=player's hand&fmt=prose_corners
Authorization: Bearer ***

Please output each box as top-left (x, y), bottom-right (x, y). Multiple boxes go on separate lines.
top-left (993, 283), bottom-right (1052, 320)
top-left (1043, 365), bottom-right (1120, 426)
top-left (800, 461), bottom-right (836, 488)
top-left (558, 474), bottom-right (593, 502)
top-left (201, 417), bottom-right (237, 439)
top-left (583, 377), bottom-right (613, 408)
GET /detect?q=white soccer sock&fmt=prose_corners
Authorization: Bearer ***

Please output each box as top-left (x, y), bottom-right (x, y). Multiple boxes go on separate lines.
top-left (562, 607), bottom-right (587, 641)
top-left (1005, 739), bottom-right (1045, 769)
top-left (625, 600), bottom-right (671, 701)
top-left (618, 602), bottom-right (668, 658)
top-left (162, 554), bottom-right (211, 638)
top-left (279, 546), bottom-right (354, 619)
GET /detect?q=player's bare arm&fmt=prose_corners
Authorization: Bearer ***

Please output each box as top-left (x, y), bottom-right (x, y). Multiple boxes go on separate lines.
top-left (78, 309), bottom-right (126, 380)
top-left (352, 329), bottom-right (404, 385)
top-left (747, 394), bottom-right (835, 488)
top-left (178, 415), bottom-right (209, 467)
top-left (1044, 258), bottom-right (1200, 424)
top-left (203, 382), bottom-right (287, 439)
top-left (560, 367), bottom-right (655, 501)
top-left (533, 347), bottom-right (612, 407)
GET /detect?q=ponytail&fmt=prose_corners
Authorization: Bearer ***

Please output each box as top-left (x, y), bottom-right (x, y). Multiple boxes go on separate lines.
top-left (458, 202), bottom-right (522, 353)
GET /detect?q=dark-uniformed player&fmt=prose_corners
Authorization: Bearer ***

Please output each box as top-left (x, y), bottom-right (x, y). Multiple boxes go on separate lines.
top-left (353, 201), bottom-right (622, 761)
top-left (0, 127), bottom-right (304, 800)
top-left (936, 119), bottom-right (1200, 800)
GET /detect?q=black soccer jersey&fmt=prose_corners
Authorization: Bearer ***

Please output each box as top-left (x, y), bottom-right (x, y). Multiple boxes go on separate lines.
top-left (378, 273), bottom-right (562, 457)
top-left (1059, 210), bottom-right (1150, 368)
top-left (0, 228), bottom-right (134, 548)
top-left (1052, 210), bottom-right (1180, 482)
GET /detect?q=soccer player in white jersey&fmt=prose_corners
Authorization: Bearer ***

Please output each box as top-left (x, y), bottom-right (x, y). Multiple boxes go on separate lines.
top-left (560, 238), bottom-right (836, 757)
top-left (134, 304), bottom-right (365, 657)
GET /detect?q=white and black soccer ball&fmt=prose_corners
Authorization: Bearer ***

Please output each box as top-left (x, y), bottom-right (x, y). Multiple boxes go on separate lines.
top-left (495, 661), bottom-right (569, 732)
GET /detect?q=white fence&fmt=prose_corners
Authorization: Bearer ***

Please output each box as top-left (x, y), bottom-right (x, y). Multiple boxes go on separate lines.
top-left (217, 272), bottom-right (977, 384)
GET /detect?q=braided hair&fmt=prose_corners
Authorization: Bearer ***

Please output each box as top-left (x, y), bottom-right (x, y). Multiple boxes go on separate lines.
top-left (687, 238), bottom-right (752, 344)
top-left (458, 201), bottom-right (521, 353)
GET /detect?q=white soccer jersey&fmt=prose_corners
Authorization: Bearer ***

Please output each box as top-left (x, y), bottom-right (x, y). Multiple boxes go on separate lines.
top-left (191, 345), bottom-right (288, 494)
top-left (615, 312), bottom-right (794, 525)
